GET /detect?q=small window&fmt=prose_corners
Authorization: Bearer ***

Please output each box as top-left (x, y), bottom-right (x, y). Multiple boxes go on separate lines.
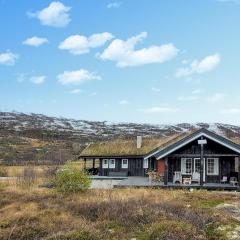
top-left (102, 159), bottom-right (109, 169)
top-left (143, 158), bottom-right (148, 169)
top-left (207, 158), bottom-right (219, 175)
top-left (122, 159), bottom-right (128, 169)
top-left (109, 159), bottom-right (116, 168)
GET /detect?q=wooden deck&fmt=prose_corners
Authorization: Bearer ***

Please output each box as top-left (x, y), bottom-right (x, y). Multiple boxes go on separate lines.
top-left (114, 177), bottom-right (239, 190)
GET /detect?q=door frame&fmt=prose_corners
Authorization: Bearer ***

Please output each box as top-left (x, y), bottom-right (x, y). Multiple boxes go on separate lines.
top-left (193, 158), bottom-right (205, 182)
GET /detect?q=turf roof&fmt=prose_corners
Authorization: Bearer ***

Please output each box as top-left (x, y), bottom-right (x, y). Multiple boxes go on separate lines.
top-left (79, 129), bottom-right (240, 158)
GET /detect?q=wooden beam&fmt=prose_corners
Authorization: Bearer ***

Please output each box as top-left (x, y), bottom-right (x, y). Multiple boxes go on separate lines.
top-left (170, 154), bottom-right (239, 157)
top-left (93, 158), bottom-right (95, 168)
top-left (164, 157), bottom-right (168, 185)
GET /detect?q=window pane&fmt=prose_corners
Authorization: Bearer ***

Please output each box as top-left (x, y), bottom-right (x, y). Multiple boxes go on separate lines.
top-left (102, 159), bottom-right (108, 169)
top-left (207, 158), bottom-right (214, 174)
top-left (122, 159), bottom-right (128, 168)
top-left (109, 159), bottom-right (115, 168)
top-left (195, 159), bottom-right (200, 173)
top-left (143, 159), bottom-right (148, 168)
top-left (186, 158), bottom-right (192, 174)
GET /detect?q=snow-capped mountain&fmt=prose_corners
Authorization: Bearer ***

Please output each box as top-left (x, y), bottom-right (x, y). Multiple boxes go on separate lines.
top-left (1, 111), bottom-right (240, 141)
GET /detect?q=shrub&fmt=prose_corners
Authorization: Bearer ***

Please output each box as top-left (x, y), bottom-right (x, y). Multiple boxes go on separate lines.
top-left (0, 167), bottom-right (7, 177)
top-left (53, 163), bottom-right (91, 194)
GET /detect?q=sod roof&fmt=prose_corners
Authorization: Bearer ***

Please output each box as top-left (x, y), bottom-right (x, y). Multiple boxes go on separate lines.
top-left (79, 132), bottom-right (194, 157)
top-left (79, 128), bottom-right (240, 158)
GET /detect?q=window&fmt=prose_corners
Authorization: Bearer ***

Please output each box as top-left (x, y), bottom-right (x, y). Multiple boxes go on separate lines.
top-left (143, 158), bottom-right (148, 169)
top-left (109, 159), bottom-right (116, 168)
top-left (102, 159), bottom-right (109, 169)
top-left (181, 158), bottom-right (192, 174)
top-left (194, 158), bottom-right (201, 173)
top-left (122, 159), bottom-right (128, 169)
top-left (207, 158), bottom-right (219, 175)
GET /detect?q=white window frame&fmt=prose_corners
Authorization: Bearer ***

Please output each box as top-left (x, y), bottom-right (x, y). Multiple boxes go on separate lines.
top-left (109, 159), bottom-right (116, 169)
top-left (102, 159), bottom-right (109, 169)
top-left (121, 159), bottom-right (128, 169)
top-left (207, 158), bottom-right (219, 176)
top-left (143, 158), bottom-right (148, 169)
top-left (181, 158), bottom-right (192, 174)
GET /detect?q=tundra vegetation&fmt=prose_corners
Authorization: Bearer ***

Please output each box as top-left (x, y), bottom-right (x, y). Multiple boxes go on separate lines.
top-left (0, 167), bottom-right (240, 240)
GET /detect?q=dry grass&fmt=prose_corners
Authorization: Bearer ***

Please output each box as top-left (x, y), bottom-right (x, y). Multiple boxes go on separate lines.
top-left (2, 165), bottom-right (59, 177)
top-left (0, 183), bottom-right (239, 240)
top-left (80, 134), bottom-right (186, 157)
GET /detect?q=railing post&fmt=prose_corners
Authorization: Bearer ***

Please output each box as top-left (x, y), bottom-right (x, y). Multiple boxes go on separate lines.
top-left (164, 157), bottom-right (168, 185)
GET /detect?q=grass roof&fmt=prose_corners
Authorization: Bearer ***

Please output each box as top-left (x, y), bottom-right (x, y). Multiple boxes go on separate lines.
top-left (80, 132), bottom-right (191, 157)
top-left (80, 129), bottom-right (240, 157)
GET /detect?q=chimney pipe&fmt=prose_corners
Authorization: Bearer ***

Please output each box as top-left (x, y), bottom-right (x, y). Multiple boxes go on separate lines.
top-left (137, 136), bottom-right (142, 149)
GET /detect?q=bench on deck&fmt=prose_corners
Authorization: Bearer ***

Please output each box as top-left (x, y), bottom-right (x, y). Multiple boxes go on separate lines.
top-left (109, 172), bottom-right (128, 177)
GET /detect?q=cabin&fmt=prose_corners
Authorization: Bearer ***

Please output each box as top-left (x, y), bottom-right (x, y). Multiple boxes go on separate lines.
top-left (79, 128), bottom-right (240, 188)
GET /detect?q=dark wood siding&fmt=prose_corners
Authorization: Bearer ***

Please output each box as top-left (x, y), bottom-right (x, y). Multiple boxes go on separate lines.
top-left (99, 158), bottom-right (145, 176)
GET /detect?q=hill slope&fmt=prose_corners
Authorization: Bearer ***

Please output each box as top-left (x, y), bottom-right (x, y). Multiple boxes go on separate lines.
top-left (1, 111), bottom-right (240, 164)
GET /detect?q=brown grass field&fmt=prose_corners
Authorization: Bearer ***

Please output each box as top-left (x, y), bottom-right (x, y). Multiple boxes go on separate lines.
top-left (1, 175), bottom-right (240, 240)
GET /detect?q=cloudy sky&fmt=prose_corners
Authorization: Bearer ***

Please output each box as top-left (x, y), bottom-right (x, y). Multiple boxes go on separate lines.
top-left (1, 0), bottom-right (240, 124)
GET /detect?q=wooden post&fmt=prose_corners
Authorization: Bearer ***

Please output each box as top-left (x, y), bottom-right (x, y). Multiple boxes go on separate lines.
top-left (164, 157), bottom-right (168, 185)
top-left (84, 158), bottom-right (86, 170)
top-left (93, 158), bottom-right (95, 168)
top-left (238, 156), bottom-right (240, 188)
top-left (200, 143), bottom-right (204, 186)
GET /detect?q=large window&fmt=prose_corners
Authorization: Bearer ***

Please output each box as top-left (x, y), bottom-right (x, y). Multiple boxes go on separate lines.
top-left (207, 158), bottom-right (219, 175)
top-left (109, 159), bottom-right (116, 169)
top-left (121, 159), bottom-right (128, 169)
top-left (181, 158), bottom-right (192, 174)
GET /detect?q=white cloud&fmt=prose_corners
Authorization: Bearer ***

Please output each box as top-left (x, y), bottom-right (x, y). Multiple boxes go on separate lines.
top-left (28, 1), bottom-right (71, 27)
top-left (151, 87), bottom-right (161, 93)
top-left (30, 75), bottom-right (46, 84)
top-left (175, 54), bottom-right (221, 78)
top-left (119, 100), bottom-right (129, 105)
top-left (0, 51), bottom-right (18, 65)
top-left (59, 32), bottom-right (114, 55)
top-left (69, 89), bottom-right (81, 94)
top-left (107, 2), bottom-right (122, 8)
top-left (99, 32), bottom-right (179, 67)
top-left (220, 108), bottom-right (240, 114)
top-left (142, 106), bottom-right (179, 113)
top-left (23, 36), bottom-right (48, 47)
top-left (57, 69), bottom-right (101, 85)
top-left (207, 93), bottom-right (225, 103)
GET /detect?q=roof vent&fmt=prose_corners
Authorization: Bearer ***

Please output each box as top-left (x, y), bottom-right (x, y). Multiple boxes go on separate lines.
top-left (137, 136), bottom-right (142, 149)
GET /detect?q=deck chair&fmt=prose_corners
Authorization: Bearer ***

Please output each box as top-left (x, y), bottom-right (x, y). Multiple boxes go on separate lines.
top-left (192, 172), bottom-right (200, 184)
top-left (220, 176), bottom-right (228, 184)
top-left (229, 177), bottom-right (238, 186)
top-left (173, 171), bottom-right (182, 184)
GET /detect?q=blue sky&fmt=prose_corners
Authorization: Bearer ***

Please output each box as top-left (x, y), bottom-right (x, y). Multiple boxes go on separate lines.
top-left (1, 0), bottom-right (240, 124)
